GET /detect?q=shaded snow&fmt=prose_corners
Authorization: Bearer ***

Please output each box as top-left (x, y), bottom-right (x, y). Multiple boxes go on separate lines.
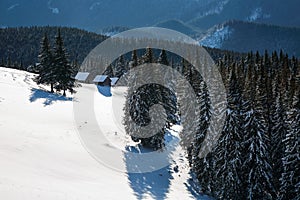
top-left (47, 0), bottom-right (59, 14)
top-left (246, 7), bottom-right (271, 22)
top-left (247, 7), bottom-right (262, 22)
top-left (197, 0), bottom-right (229, 18)
top-left (89, 2), bottom-right (102, 11)
top-left (199, 25), bottom-right (233, 48)
top-left (7, 4), bottom-right (19, 11)
top-left (102, 31), bottom-right (119, 36)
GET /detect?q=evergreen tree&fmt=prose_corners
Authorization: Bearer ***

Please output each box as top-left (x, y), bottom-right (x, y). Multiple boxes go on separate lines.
top-left (123, 48), bottom-right (177, 150)
top-left (130, 49), bottom-right (138, 69)
top-left (213, 64), bottom-right (244, 199)
top-left (53, 29), bottom-right (75, 96)
top-left (280, 77), bottom-right (300, 200)
top-left (157, 49), bottom-right (169, 66)
top-left (35, 33), bottom-right (55, 93)
top-left (114, 55), bottom-right (126, 77)
top-left (242, 64), bottom-right (275, 199)
top-left (104, 64), bottom-right (114, 77)
top-left (191, 81), bottom-right (212, 195)
top-left (270, 73), bottom-right (286, 195)
top-left (139, 47), bottom-right (153, 64)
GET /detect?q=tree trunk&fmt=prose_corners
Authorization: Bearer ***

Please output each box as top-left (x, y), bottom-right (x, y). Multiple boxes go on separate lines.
top-left (63, 90), bottom-right (66, 96)
top-left (50, 83), bottom-right (54, 93)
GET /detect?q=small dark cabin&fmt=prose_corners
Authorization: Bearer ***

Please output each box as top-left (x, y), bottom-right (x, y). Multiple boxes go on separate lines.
top-left (93, 75), bottom-right (111, 86)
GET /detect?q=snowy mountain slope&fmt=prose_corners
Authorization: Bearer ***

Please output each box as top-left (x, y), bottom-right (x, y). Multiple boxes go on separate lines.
top-left (0, 67), bottom-right (209, 200)
top-left (190, 0), bottom-right (300, 30)
top-left (198, 21), bottom-right (300, 57)
top-left (199, 24), bottom-right (232, 48)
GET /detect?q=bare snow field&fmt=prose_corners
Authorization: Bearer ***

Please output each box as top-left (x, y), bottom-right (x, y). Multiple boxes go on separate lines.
top-left (0, 67), bottom-right (209, 200)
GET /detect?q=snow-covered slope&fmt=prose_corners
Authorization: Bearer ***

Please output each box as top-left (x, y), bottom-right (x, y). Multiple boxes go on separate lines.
top-left (0, 67), bottom-right (209, 200)
top-left (198, 20), bottom-right (300, 57)
top-left (199, 24), bottom-right (232, 48)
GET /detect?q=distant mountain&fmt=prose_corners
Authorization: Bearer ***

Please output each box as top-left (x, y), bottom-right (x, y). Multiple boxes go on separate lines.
top-left (190, 0), bottom-right (300, 30)
top-left (0, 0), bottom-right (214, 32)
top-left (1, 0), bottom-right (299, 32)
top-left (155, 20), bottom-right (199, 36)
top-left (100, 20), bottom-right (200, 37)
top-left (199, 20), bottom-right (300, 57)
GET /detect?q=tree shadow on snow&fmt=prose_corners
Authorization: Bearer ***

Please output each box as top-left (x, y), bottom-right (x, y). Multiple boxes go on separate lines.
top-left (184, 172), bottom-right (212, 200)
top-left (96, 85), bottom-right (112, 97)
top-left (29, 88), bottom-right (72, 106)
top-left (124, 133), bottom-right (179, 200)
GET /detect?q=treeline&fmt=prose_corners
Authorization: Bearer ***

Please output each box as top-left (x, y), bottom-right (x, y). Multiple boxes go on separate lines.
top-left (0, 26), bottom-right (106, 69)
top-left (188, 50), bottom-right (300, 199)
top-left (121, 47), bottom-right (299, 199)
top-left (0, 26), bottom-right (243, 72)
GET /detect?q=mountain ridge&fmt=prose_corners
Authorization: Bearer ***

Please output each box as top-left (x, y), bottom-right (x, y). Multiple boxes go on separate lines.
top-left (199, 20), bottom-right (300, 57)
top-left (1, 0), bottom-right (299, 32)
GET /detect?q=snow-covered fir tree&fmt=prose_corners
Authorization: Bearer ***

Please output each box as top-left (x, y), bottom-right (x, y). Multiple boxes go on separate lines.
top-left (280, 77), bottom-right (300, 200)
top-left (35, 33), bottom-right (55, 93)
top-left (123, 48), bottom-right (177, 149)
top-left (157, 49), bottom-right (169, 66)
top-left (191, 81), bottom-right (212, 195)
top-left (35, 29), bottom-right (76, 95)
top-left (114, 55), bottom-right (126, 78)
top-left (241, 63), bottom-right (275, 199)
top-left (269, 72), bottom-right (286, 195)
top-left (53, 29), bottom-right (75, 96)
top-left (213, 64), bottom-right (244, 199)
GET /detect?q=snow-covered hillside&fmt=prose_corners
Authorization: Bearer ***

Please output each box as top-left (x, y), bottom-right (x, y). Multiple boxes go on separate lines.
top-left (199, 25), bottom-right (232, 48)
top-left (0, 67), bottom-right (210, 200)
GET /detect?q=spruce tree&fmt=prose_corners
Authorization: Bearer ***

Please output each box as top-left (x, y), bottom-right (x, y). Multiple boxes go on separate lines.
top-left (191, 81), bottom-right (212, 195)
top-left (139, 47), bottom-right (153, 64)
top-left (104, 64), bottom-right (114, 77)
top-left (35, 33), bottom-right (55, 93)
top-left (270, 73), bottom-right (286, 195)
top-left (157, 49), bottom-right (169, 66)
top-left (53, 29), bottom-right (75, 96)
top-left (280, 77), bottom-right (300, 200)
top-left (130, 49), bottom-right (138, 69)
top-left (213, 64), bottom-right (244, 199)
top-left (242, 64), bottom-right (275, 199)
top-left (124, 48), bottom-right (175, 150)
top-left (114, 55), bottom-right (126, 78)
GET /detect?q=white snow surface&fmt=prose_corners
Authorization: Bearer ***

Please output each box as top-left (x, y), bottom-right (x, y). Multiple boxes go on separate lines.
top-left (0, 67), bottom-right (209, 200)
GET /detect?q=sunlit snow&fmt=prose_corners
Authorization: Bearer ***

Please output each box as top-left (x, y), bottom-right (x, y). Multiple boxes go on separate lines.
top-left (0, 67), bottom-right (210, 200)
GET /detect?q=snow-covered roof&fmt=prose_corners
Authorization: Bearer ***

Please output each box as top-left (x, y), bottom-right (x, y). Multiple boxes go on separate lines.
top-left (110, 77), bottom-right (119, 86)
top-left (93, 75), bottom-right (108, 83)
top-left (75, 72), bottom-right (89, 81)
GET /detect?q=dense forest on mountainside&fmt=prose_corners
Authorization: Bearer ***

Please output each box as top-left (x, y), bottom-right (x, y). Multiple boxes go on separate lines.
top-left (121, 47), bottom-right (300, 199)
top-left (0, 26), bottom-right (244, 71)
top-left (0, 26), bottom-right (107, 69)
